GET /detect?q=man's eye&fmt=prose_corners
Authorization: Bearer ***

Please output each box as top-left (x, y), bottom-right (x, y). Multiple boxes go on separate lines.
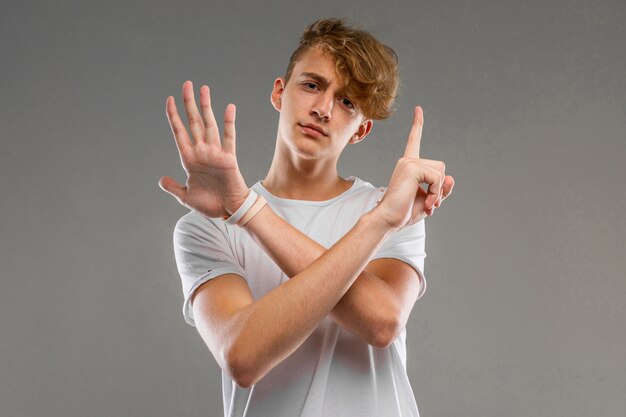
top-left (341, 98), bottom-right (355, 109)
top-left (304, 82), bottom-right (318, 90)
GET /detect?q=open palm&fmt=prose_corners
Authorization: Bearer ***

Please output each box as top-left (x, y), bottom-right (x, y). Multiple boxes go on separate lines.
top-left (159, 81), bottom-right (250, 219)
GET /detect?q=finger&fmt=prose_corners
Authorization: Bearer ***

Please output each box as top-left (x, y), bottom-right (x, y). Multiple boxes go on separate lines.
top-left (403, 106), bottom-right (423, 159)
top-left (422, 166), bottom-right (444, 210)
top-left (182, 81), bottom-right (206, 144)
top-left (422, 181), bottom-right (442, 209)
top-left (437, 178), bottom-right (444, 207)
top-left (199, 85), bottom-right (221, 147)
top-left (435, 170), bottom-right (445, 208)
top-left (222, 104), bottom-right (237, 154)
top-left (414, 187), bottom-right (434, 218)
top-left (417, 158), bottom-right (443, 170)
top-left (158, 176), bottom-right (188, 206)
top-left (418, 159), bottom-right (446, 207)
top-left (440, 175), bottom-right (455, 203)
top-left (166, 96), bottom-right (192, 153)
top-left (433, 175), bottom-right (455, 208)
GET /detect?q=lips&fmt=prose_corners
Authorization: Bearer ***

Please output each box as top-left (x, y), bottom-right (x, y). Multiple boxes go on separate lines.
top-left (298, 123), bottom-right (327, 136)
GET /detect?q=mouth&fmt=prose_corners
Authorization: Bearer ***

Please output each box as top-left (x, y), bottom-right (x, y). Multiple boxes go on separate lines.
top-left (298, 123), bottom-right (327, 137)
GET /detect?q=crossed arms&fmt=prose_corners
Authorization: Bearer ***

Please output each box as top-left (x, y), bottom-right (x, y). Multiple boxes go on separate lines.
top-left (188, 202), bottom-right (421, 388)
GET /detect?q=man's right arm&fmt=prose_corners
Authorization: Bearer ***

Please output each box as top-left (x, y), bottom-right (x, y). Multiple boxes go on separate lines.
top-left (191, 205), bottom-right (395, 388)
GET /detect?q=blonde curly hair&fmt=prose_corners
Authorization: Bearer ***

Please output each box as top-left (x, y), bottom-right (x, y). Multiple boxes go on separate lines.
top-left (284, 18), bottom-right (400, 120)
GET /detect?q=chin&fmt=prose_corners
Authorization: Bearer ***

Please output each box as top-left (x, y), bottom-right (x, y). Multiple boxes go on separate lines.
top-left (290, 139), bottom-right (326, 159)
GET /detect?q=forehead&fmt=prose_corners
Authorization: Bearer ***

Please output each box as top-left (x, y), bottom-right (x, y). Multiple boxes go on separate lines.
top-left (291, 47), bottom-right (345, 87)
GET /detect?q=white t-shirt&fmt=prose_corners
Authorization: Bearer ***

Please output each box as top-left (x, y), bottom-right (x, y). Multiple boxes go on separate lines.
top-left (173, 175), bottom-right (427, 417)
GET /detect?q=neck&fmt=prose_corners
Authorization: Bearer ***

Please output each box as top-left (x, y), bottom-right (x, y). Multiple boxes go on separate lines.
top-left (262, 138), bottom-right (353, 201)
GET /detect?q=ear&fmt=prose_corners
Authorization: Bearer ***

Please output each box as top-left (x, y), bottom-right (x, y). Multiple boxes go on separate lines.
top-left (270, 77), bottom-right (286, 111)
top-left (348, 119), bottom-right (373, 144)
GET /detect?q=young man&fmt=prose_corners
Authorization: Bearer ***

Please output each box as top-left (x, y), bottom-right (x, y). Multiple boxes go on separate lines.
top-left (160, 18), bottom-right (454, 417)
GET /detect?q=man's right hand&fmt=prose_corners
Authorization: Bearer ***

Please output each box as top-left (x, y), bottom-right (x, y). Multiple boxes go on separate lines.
top-left (159, 81), bottom-right (250, 219)
top-left (374, 106), bottom-right (455, 230)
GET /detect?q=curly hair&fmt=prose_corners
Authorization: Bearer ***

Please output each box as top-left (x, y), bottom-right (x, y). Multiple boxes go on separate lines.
top-left (284, 18), bottom-right (400, 120)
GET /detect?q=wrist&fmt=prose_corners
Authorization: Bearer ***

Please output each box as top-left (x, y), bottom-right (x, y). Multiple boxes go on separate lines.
top-left (223, 189), bottom-right (257, 225)
top-left (237, 195), bottom-right (267, 227)
top-left (362, 207), bottom-right (399, 235)
top-left (225, 190), bottom-right (251, 217)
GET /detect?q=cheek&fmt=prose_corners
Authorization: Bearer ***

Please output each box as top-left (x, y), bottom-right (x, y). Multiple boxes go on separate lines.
top-left (339, 121), bottom-right (360, 138)
top-left (277, 98), bottom-right (293, 119)
top-left (280, 95), bottom-right (299, 116)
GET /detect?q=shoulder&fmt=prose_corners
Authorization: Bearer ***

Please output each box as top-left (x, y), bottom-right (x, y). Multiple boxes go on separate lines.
top-left (343, 176), bottom-right (387, 206)
top-left (174, 210), bottom-right (230, 242)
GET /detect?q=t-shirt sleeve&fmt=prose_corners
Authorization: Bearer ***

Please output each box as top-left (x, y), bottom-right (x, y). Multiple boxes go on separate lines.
top-left (173, 213), bottom-right (247, 327)
top-left (371, 219), bottom-right (427, 300)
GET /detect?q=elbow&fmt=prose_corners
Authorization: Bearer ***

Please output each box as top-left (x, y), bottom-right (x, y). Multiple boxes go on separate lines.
top-left (224, 344), bottom-right (258, 389)
top-left (233, 372), bottom-right (255, 389)
top-left (370, 317), bottom-right (401, 348)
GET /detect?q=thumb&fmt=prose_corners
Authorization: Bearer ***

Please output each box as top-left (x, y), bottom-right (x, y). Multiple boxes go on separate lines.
top-left (158, 176), bottom-right (187, 205)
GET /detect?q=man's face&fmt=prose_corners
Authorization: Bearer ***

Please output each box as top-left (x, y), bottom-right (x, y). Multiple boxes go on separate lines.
top-left (270, 47), bottom-right (372, 160)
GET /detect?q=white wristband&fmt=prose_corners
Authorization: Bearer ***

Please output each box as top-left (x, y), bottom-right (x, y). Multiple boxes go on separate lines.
top-left (237, 195), bottom-right (267, 227)
top-left (223, 190), bottom-right (258, 225)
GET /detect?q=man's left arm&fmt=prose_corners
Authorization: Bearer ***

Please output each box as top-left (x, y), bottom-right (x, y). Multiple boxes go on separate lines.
top-left (242, 203), bottom-right (423, 348)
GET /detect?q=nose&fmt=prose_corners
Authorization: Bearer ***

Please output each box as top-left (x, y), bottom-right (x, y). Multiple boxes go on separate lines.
top-left (311, 92), bottom-right (333, 121)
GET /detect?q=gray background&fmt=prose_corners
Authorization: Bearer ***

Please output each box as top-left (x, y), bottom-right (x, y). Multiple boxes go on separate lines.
top-left (1, 0), bottom-right (624, 416)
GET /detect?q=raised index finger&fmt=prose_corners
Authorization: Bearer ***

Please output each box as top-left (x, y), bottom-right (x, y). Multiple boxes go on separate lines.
top-left (403, 106), bottom-right (423, 159)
